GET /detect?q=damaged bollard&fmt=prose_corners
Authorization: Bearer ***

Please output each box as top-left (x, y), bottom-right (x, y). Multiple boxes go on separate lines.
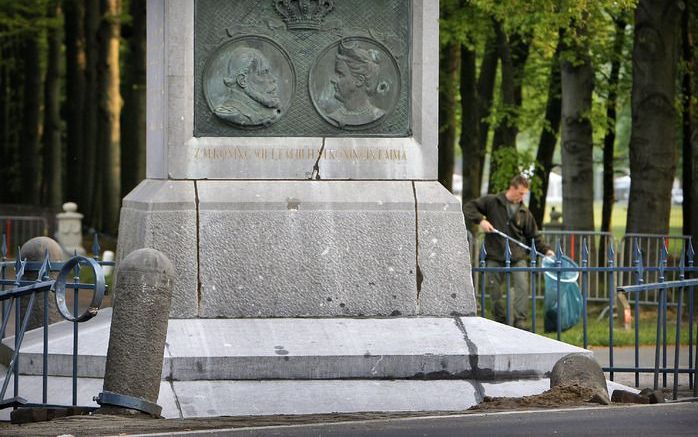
top-left (95, 248), bottom-right (175, 417)
top-left (19, 237), bottom-right (65, 329)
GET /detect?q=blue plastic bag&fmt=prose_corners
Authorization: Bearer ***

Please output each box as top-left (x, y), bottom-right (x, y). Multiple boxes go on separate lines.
top-left (542, 255), bottom-right (583, 333)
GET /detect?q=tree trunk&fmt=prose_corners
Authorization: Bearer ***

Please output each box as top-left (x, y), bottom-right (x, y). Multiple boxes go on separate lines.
top-left (20, 35), bottom-right (42, 205)
top-left (98, 0), bottom-right (122, 234)
top-left (42, 0), bottom-right (63, 209)
top-left (438, 42), bottom-right (459, 191)
top-left (82, 0), bottom-right (100, 226)
top-left (681, 4), bottom-right (694, 240)
top-left (690, 2), bottom-right (698, 248)
top-left (489, 21), bottom-right (517, 192)
top-left (560, 24), bottom-right (595, 231)
top-left (460, 45), bottom-right (480, 204)
top-left (64, 0), bottom-right (87, 204)
top-left (489, 24), bottom-right (529, 193)
top-left (626, 0), bottom-right (681, 235)
top-left (121, 0), bottom-right (147, 196)
top-left (529, 29), bottom-right (564, 227)
top-left (601, 17), bottom-right (627, 235)
top-left (477, 32), bottom-right (498, 191)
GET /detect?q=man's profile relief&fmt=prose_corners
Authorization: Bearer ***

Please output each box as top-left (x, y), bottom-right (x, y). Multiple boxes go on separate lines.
top-left (203, 37), bottom-right (294, 129)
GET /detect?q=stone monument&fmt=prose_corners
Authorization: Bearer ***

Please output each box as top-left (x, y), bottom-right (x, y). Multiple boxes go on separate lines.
top-left (117, 0), bottom-right (476, 318)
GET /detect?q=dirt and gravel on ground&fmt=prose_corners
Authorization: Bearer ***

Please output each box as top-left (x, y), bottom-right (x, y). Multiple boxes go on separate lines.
top-left (0, 386), bottom-right (618, 437)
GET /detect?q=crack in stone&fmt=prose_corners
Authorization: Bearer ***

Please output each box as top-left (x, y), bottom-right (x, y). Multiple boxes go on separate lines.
top-left (194, 181), bottom-right (202, 313)
top-left (164, 342), bottom-right (184, 418)
top-left (412, 182), bottom-right (424, 310)
top-left (454, 317), bottom-right (488, 402)
top-left (310, 138), bottom-right (326, 180)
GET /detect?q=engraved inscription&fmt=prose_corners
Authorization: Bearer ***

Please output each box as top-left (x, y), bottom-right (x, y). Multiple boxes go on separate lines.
top-left (310, 38), bottom-right (400, 130)
top-left (203, 36), bottom-right (295, 128)
top-left (192, 146), bottom-right (408, 162)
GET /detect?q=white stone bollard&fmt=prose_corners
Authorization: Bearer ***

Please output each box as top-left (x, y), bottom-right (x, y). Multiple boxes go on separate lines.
top-left (55, 202), bottom-right (86, 256)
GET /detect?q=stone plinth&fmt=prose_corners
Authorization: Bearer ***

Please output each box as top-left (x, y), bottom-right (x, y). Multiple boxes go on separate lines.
top-left (118, 180), bottom-right (475, 318)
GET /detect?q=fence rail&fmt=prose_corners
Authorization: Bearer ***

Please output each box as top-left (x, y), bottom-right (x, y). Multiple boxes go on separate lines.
top-left (0, 233), bottom-right (111, 412)
top-left (472, 235), bottom-right (697, 399)
top-left (0, 217), bottom-right (49, 259)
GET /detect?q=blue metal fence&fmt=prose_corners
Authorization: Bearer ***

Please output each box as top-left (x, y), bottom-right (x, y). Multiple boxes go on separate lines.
top-left (0, 233), bottom-right (111, 411)
top-left (473, 235), bottom-right (697, 399)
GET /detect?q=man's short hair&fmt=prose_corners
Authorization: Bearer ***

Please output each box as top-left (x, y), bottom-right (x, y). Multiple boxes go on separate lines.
top-left (509, 175), bottom-right (530, 189)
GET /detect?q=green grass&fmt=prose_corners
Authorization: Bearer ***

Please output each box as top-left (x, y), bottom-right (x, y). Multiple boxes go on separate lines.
top-left (544, 202), bottom-right (684, 240)
top-left (480, 301), bottom-right (694, 347)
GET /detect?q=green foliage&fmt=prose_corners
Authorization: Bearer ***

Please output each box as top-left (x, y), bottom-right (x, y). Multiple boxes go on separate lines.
top-left (489, 148), bottom-right (544, 197)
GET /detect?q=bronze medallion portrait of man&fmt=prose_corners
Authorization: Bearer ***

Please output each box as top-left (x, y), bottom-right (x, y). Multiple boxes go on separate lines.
top-left (309, 37), bottom-right (400, 130)
top-left (202, 36), bottom-right (295, 129)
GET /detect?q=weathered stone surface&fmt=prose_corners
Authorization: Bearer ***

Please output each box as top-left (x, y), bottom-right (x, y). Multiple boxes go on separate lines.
top-left (19, 237), bottom-right (65, 329)
top-left (197, 180), bottom-right (418, 317)
top-left (550, 353), bottom-right (610, 405)
top-left (100, 249), bottom-right (175, 410)
top-left (639, 387), bottom-right (665, 404)
top-left (116, 180), bottom-right (197, 318)
top-left (416, 182), bottom-right (475, 316)
top-left (611, 389), bottom-right (650, 404)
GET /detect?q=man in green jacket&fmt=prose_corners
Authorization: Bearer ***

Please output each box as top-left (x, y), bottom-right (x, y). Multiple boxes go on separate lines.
top-left (463, 175), bottom-right (554, 329)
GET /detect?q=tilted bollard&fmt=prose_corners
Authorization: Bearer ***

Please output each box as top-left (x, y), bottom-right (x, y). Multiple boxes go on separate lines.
top-left (95, 248), bottom-right (175, 417)
top-left (19, 237), bottom-right (64, 330)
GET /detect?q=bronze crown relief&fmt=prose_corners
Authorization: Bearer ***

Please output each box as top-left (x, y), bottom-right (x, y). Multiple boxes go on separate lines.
top-left (274, 0), bottom-right (335, 31)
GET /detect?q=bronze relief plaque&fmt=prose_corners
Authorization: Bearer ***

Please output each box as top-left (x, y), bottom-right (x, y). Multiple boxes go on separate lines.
top-left (194, 0), bottom-right (411, 137)
top-left (203, 36), bottom-right (295, 128)
top-left (309, 37), bottom-right (400, 130)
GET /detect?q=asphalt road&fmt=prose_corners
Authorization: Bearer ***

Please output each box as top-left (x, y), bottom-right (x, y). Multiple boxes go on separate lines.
top-left (176, 402), bottom-right (698, 437)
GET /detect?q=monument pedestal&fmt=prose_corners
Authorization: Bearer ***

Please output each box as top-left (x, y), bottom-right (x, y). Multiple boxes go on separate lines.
top-left (2, 310), bottom-right (629, 419)
top-left (117, 179), bottom-right (475, 318)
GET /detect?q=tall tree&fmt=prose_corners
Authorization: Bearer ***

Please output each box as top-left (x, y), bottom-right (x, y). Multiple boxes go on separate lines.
top-left (529, 29), bottom-right (564, 227)
top-left (476, 31), bottom-right (498, 190)
top-left (20, 14), bottom-right (42, 205)
top-left (601, 17), bottom-right (627, 235)
top-left (560, 20), bottom-right (595, 231)
top-left (460, 45), bottom-right (481, 204)
top-left (63, 0), bottom-right (86, 204)
top-left (82, 0), bottom-right (100, 224)
top-left (681, 1), bottom-right (694, 241)
top-left (438, 36), bottom-right (460, 191)
top-left (97, 0), bottom-right (122, 234)
top-left (42, 0), bottom-right (63, 208)
top-left (121, 0), bottom-right (146, 196)
top-left (626, 0), bottom-right (682, 234)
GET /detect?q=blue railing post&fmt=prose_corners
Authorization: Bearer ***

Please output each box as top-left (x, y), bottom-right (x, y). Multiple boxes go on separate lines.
top-left (659, 241), bottom-right (668, 388)
top-left (505, 240), bottom-right (512, 326)
top-left (582, 238), bottom-right (589, 349)
top-left (673, 249), bottom-right (686, 400)
top-left (1, 234), bottom-right (6, 339)
top-left (608, 241), bottom-right (615, 381)
top-left (555, 241), bottom-right (563, 341)
top-left (13, 250), bottom-right (23, 399)
top-left (688, 240), bottom-right (695, 394)
top-left (633, 238), bottom-right (644, 387)
top-left (479, 245), bottom-right (487, 318)
top-left (530, 239), bottom-right (538, 333)
top-left (41, 251), bottom-right (50, 405)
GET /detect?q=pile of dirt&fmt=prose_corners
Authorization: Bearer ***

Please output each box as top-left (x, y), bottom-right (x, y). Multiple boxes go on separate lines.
top-left (470, 383), bottom-right (604, 411)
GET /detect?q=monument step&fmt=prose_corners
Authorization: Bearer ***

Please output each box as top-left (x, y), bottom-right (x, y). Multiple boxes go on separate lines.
top-left (0, 374), bottom-right (636, 420)
top-left (0, 309), bottom-right (588, 381)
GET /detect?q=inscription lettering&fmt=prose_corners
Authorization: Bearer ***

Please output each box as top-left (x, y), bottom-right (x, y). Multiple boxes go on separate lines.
top-left (193, 147), bottom-right (407, 162)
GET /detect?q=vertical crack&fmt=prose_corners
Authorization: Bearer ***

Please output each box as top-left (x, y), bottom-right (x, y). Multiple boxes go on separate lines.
top-left (412, 182), bottom-right (424, 309)
top-left (194, 181), bottom-right (202, 313)
top-left (310, 138), bottom-right (326, 180)
top-left (454, 317), bottom-right (486, 402)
